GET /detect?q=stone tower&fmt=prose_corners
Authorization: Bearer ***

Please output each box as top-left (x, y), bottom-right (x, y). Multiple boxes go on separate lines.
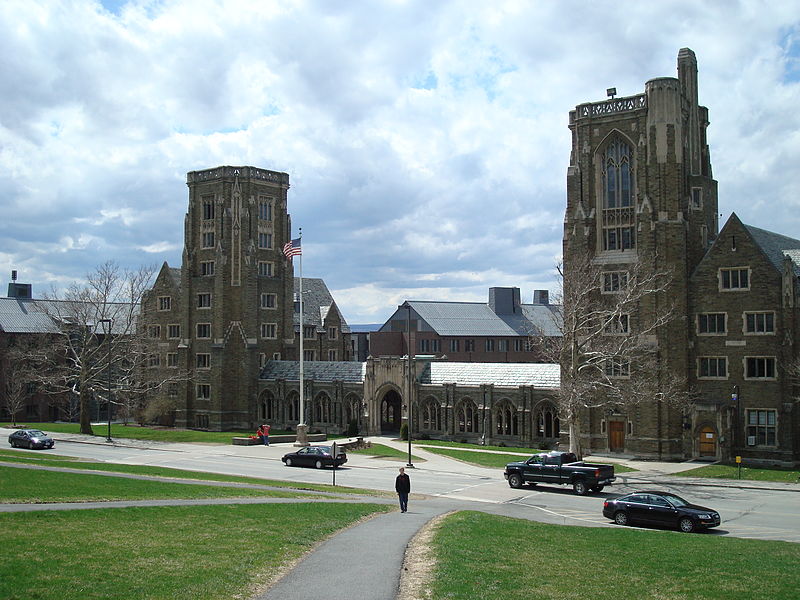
top-left (176, 166), bottom-right (295, 430)
top-left (563, 49), bottom-right (718, 458)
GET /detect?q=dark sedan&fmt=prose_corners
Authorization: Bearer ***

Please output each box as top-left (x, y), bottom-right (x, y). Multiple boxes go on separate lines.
top-left (281, 445), bottom-right (347, 469)
top-left (603, 490), bottom-right (721, 533)
top-left (8, 429), bottom-right (55, 450)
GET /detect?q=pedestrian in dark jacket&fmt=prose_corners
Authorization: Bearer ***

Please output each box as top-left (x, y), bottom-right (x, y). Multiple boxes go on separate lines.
top-left (395, 467), bottom-right (410, 512)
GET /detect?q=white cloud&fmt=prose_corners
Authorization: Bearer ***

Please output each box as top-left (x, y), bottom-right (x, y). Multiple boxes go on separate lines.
top-left (0, 0), bottom-right (798, 322)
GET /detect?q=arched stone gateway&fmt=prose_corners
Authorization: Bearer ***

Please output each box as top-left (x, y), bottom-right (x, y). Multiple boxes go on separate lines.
top-left (380, 389), bottom-right (403, 434)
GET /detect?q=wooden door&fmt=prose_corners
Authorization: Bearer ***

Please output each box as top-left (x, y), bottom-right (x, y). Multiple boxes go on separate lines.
top-left (699, 426), bottom-right (716, 457)
top-left (609, 421), bottom-right (625, 452)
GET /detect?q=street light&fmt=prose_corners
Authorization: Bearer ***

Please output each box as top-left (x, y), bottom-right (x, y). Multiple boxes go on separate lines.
top-left (99, 318), bottom-right (113, 443)
top-left (406, 304), bottom-right (414, 468)
top-left (731, 385), bottom-right (740, 451)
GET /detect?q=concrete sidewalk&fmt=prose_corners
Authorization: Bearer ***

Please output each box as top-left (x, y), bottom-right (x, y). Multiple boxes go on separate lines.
top-left (256, 498), bottom-right (456, 600)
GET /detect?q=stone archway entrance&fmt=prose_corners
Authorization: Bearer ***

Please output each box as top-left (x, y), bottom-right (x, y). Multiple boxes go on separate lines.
top-left (380, 389), bottom-right (402, 434)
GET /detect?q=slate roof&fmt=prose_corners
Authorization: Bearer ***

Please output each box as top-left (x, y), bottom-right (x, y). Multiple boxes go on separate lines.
top-left (260, 361), bottom-right (367, 383)
top-left (421, 362), bottom-right (560, 388)
top-left (745, 224), bottom-right (800, 276)
top-left (293, 278), bottom-right (351, 334)
top-left (382, 301), bottom-right (561, 337)
top-left (0, 297), bottom-right (135, 334)
top-left (259, 360), bottom-right (560, 389)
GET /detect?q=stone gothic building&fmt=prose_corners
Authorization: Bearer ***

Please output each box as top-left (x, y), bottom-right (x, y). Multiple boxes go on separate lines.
top-left (563, 48), bottom-right (799, 465)
top-left (141, 166), bottom-right (351, 431)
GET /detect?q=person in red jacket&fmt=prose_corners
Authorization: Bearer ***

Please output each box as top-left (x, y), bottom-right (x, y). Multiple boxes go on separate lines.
top-left (260, 424), bottom-right (270, 446)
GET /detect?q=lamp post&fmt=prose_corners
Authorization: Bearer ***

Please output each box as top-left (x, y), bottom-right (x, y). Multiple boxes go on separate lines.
top-left (99, 318), bottom-right (113, 443)
top-left (406, 304), bottom-right (414, 468)
top-left (731, 385), bottom-right (740, 451)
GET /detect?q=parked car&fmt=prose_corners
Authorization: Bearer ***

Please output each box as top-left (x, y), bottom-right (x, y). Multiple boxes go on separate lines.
top-left (8, 429), bottom-right (55, 450)
top-left (281, 445), bottom-right (347, 469)
top-left (504, 451), bottom-right (616, 495)
top-left (603, 490), bottom-right (721, 533)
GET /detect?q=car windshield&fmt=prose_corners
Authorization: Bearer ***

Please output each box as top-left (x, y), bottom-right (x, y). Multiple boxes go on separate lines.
top-left (661, 493), bottom-right (689, 507)
top-left (27, 430), bottom-right (46, 437)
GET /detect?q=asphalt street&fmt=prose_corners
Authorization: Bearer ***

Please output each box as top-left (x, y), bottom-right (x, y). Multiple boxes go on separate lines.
top-left (3, 428), bottom-right (800, 599)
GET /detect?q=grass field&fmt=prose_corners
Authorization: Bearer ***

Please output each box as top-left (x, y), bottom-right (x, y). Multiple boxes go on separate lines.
top-left (429, 511), bottom-right (800, 600)
top-left (349, 443), bottom-right (423, 462)
top-left (0, 502), bottom-right (389, 600)
top-left (1, 422), bottom-right (271, 444)
top-left (0, 449), bottom-right (387, 496)
top-left (0, 465), bottom-right (319, 503)
top-left (420, 446), bottom-right (637, 473)
top-left (676, 463), bottom-right (800, 483)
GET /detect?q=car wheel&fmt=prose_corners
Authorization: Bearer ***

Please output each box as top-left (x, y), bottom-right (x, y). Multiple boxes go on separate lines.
top-left (573, 480), bottom-right (588, 495)
top-left (315, 460), bottom-right (324, 469)
top-left (285, 458), bottom-right (293, 467)
top-left (508, 474), bottom-right (523, 489)
top-left (614, 511), bottom-right (629, 526)
top-left (590, 485), bottom-right (605, 493)
top-left (679, 517), bottom-right (696, 533)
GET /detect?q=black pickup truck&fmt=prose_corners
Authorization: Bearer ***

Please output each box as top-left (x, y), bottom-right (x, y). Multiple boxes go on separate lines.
top-left (504, 451), bottom-right (616, 495)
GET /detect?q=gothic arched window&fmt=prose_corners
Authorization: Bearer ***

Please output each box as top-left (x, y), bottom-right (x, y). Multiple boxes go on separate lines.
top-left (535, 403), bottom-right (560, 439)
top-left (421, 397), bottom-right (441, 431)
top-left (494, 400), bottom-right (518, 435)
top-left (457, 398), bottom-right (479, 433)
top-left (600, 137), bottom-right (635, 251)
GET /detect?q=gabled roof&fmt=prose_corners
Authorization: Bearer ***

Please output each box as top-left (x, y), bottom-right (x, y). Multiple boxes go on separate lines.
top-left (259, 360), bottom-right (560, 389)
top-left (293, 278), bottom-right (351, 334)
top-left (0, 298), bottom-right (135, 334)
top-left (744, 223), bottom-right (800, 277)
top-left (383, 300), bottom-right (561, 337)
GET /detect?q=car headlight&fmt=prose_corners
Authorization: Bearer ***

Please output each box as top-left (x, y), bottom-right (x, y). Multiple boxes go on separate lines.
top-left (697, 513), bottom-right (711, 519)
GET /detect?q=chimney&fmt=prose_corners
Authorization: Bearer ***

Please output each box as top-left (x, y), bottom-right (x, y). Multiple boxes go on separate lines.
top-left (533, 290), bottom-right (549, 305)
top-left (8, 270), bottom-right (32, 299)
top-left (489, 287), bottom-right (521, 315)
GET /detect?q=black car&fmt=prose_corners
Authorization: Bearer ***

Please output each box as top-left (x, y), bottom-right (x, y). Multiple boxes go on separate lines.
top-left (8, 429), bottom-right (55, 450)
top-left (281, 445), bottom-right (347, 469)
top-left (603, 490), bottom-right (721, 533)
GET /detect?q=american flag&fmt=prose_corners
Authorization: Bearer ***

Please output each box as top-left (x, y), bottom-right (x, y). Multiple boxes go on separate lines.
top-left (283, 237), bottom-right (302, 259)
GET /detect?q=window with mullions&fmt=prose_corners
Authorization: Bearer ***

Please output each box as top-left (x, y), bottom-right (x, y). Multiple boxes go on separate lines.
top-left (698, 313), bottom-right (726, 335)
top-left (720, 268), bottom-right (749, 290)
top-left (746, 409), bottom-right (777, 446)
top-left (745, 356), bottom-right (776, 379)
top-left (745, 312), bottom-right (775, 334)
top-left (698, 357), bottom-right (727, 379)
top-left (604, 358), bottom-right (630, 378)
top-left (603, 139), bottom-right (632, 208)
top-left (601, 138), bottom-right (635, 251)
top-left (602, 271), bottom-right (628, 293)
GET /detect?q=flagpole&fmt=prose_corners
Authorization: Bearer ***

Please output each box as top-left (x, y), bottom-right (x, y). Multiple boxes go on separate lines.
top-left (293, 229), bottom-right (309, 446)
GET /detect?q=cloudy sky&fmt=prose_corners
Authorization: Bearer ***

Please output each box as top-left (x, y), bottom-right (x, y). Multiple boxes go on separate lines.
top-left (1, 1), bottom-right (799, 324)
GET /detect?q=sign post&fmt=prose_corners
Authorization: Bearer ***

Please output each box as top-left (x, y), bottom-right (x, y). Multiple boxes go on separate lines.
top-left (332, 441), bottom-right (337, 487)
top-left (736, 455), bottom-right (742, 479)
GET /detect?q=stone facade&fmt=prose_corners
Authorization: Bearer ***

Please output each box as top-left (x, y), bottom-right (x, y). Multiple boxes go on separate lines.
top-left (257, 358), bottom-right (563, 448)
top-left (141, 166), bottom-right (351, 431)
top-left (563, 48), bottom-right (800, 465)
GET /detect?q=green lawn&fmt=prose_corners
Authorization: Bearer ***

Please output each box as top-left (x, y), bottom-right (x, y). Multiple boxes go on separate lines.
top-left (420, 446), bottom-right (637, 473)
top-left (429, 511), bottom-right (800, 600)
top-left (1, 422), bottom-right (290, 444)
top-left (676, 463), bottom-right (800, 483)
top-left (0, 466), bottom-right (316, 503)
top-left (414, 438), bottom-right (541, 454)
top-left (0, 449), bottom-right (387, 496)
top-left (349, 443), bottom-right (424, 462)
top-left (0, 502), bottom-right (390, 600)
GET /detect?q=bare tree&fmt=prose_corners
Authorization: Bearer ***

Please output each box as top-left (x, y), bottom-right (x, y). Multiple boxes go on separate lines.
top-left (2, 346), bottom-right (34, 426)
top-left (537, 255), bottom-right (691, 457)
top-left (22, 261), bottom-right (188, 435)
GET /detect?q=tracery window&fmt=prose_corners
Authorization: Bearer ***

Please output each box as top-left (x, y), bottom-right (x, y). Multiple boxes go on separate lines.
top-left (601, 138), bottom-right (635, 251)
top-left (494, 400), bottom-right (518, 435)
top-left (421, 397), bottom-right (441, 430)
top-left (457, 398), bottom-right (479, 433)
top-left (536, 404), bottom-right (560, 438)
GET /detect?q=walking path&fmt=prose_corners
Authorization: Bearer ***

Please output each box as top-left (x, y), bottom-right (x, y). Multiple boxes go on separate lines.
top-left (3, 429), bottom-right (798, 599)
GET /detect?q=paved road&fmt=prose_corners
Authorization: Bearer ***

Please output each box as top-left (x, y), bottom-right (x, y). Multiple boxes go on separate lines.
top-left (3, 428), bottom-right (800, 599)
